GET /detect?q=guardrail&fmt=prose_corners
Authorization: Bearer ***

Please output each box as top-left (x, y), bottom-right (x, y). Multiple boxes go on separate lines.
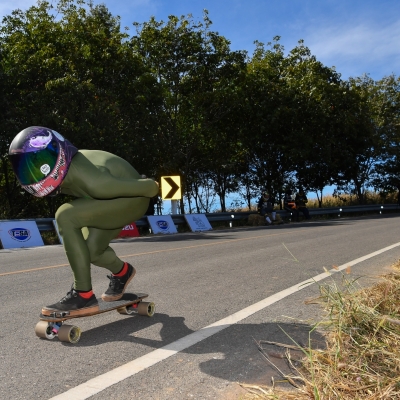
top-left (2, 204), bottom-right (399, 233)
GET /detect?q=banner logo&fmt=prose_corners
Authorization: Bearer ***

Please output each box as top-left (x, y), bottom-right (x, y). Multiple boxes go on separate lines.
top-left (8, 228), bottom-right (31, 242)
top-left (122, 225), bottom-right (136, 231)
top-left (117, 222), bottom-right (139, 238)
top-left (192, 216), bottom-right (206, 228)
top-left (156, 220), bottom-right (169, 230)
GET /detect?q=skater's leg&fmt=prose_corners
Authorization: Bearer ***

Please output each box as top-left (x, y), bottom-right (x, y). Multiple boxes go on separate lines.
top-left (42, 192), bottom-right (148, 315)
top-left (55, 197), bottom-right (148, 291)
top-left (83, 226), bottom-right (139, 301)
top-left (82, 226), bottom-right (123, 274)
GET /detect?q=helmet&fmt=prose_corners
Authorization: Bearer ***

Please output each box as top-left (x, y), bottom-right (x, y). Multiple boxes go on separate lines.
top-left (8, 126), bottom-right (78, 197)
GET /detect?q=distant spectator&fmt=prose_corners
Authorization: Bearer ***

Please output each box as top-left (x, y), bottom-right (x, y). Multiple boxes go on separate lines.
top-left (397, 186), bottom-right (400, 206)
top-left (257, 192), bottom-right (276, 224)
top-left (295, 188), bottom-right (311, 220)
top-left (283, 189), bottom-right (299, 221)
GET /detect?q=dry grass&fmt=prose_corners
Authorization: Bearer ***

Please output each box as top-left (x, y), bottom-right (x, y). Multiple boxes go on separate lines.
top-left (307, 191), bottom-right (398, 208)
top-left (240, 260), bottom-right (400, 399)
top-left (229, 191), bottom-right (398, 212)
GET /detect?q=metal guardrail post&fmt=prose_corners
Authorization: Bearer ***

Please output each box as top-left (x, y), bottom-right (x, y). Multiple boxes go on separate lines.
top-left (1, 204), bottom-right (398, 232)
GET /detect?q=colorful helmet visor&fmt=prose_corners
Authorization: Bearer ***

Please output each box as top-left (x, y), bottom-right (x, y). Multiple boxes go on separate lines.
top-left (9, 127), bottom-right (77, 197)
top-left (9, 139), bottom-right (60, 186)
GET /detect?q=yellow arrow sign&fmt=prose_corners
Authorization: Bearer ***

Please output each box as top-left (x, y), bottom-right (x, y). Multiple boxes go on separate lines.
top-left (161, 176), bottom-right (181, 200)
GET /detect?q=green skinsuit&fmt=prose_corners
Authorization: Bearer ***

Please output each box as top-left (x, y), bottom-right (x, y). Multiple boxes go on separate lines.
top-left (56, 150), bottom-right (158, 291)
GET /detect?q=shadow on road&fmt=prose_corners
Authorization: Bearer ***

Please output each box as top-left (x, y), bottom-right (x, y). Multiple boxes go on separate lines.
top-left (65, 311), bottom-right (326, 390)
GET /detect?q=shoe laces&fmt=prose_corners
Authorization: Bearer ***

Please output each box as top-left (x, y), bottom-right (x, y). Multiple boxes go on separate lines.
top-left (106, 274), bottom-right (122, 290)
top-left (60, 287), bottom-right (78, 303)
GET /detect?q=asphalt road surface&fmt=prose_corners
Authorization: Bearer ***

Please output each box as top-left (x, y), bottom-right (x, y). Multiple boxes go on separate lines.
top-left (1, 214), bottom-right (400, 400)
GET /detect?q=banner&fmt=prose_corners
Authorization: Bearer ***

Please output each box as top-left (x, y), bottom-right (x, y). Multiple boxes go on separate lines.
top-left (117, 222), bottom-right (140, 238)
top-left (0, 221), bottom-right (44, 249)
top-left (184, 214), bottom-right (212, 232)
top-left (147, 215), bottom-right (177, 234)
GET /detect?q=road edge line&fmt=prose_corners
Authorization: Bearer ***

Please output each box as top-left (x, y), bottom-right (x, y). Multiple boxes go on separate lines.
top-left (48, 242), bottom-right (400, 400)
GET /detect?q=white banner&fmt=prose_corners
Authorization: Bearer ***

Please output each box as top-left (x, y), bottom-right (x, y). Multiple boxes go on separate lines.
top-left (184, 214), bottom-right (212, 232)
top-left (147, 215), bottom-right (177, 234)
top-left (0, 221), bottom-right (44, 249)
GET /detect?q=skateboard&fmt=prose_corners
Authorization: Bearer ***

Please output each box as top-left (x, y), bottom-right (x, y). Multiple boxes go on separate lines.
top-left (35, 293), bottom-right (155, 344)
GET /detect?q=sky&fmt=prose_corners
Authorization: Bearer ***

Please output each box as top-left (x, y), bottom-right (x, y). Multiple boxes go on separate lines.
top-left (1, 0), bottom-right (399, 81)
top-left (1, 0), bottom-right (399, 207)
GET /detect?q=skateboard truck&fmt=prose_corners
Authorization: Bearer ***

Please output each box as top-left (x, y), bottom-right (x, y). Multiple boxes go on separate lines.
top-left (48, 311), bottom-right (70, 318)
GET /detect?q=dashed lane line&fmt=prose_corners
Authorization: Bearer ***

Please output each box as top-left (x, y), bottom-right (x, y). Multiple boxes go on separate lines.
top-left (0, 229), bottom-right (304, 277)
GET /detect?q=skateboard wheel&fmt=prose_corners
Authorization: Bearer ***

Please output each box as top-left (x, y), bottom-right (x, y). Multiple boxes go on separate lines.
top-left (35, 321), bottom-right (57, 340)
top-left (137, 301), bottom-right (155, 317)
top-left (58, 324), bottom-right (81, 344)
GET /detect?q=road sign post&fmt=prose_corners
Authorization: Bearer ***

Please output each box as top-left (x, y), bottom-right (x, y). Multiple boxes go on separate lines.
top-left (171, 200), bottom-right (178, 214)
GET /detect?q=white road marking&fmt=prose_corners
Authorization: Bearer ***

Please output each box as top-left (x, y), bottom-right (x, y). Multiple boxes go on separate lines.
top-left (49, 242), bottom-right (400, 400)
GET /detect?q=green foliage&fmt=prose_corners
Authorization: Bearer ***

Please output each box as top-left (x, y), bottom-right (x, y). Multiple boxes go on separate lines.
top-left (131, 11), bottom-right (247, 212)
top-left (370, 75), bottom-right (400, 192)
top-left (0, 1), bottom-right (399, 218)
top-left (0, 0), bottom-right (162, 217)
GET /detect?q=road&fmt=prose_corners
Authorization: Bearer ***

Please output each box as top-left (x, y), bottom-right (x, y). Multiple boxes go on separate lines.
top-left (1, 214), bottom-right (400, 400)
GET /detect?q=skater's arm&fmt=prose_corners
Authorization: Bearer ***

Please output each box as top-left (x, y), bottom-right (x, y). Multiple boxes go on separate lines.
top-left (61, 152), bottom-right (159, 199)
top-left (86, 173), bottom-right (158, 199)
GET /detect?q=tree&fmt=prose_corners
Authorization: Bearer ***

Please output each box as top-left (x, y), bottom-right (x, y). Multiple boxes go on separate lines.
top-left (280, 41), bottom-right (343, 206)
top-left (131, 11), bottom-right (246, 212)
top-left (331, 76), bottom-right (382, 204)
top-left (240, 38), bottom-right (307, 206)
top-left (370, 75), bottom-right (400, 194)
top-left (0, 0), bottom-right (162, 218)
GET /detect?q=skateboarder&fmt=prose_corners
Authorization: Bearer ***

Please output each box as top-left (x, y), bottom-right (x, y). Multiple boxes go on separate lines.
top-left (9, 126), bottom-right (158, 317)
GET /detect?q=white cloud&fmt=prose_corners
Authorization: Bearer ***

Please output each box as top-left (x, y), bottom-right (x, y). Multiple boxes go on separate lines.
top-left (305, 19), bottom-right (400, 78)
top-left (308, 20), bottom-right (400, 57)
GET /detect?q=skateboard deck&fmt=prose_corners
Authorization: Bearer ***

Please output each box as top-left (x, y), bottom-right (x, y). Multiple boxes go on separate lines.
top-left (35, 293), bottom-right (155, 344)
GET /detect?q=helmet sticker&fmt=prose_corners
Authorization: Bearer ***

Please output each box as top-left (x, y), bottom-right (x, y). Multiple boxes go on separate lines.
top-left (40, 164), bottom-right (51, 175)
top-left (29, 131), bottom-right (52, 149)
